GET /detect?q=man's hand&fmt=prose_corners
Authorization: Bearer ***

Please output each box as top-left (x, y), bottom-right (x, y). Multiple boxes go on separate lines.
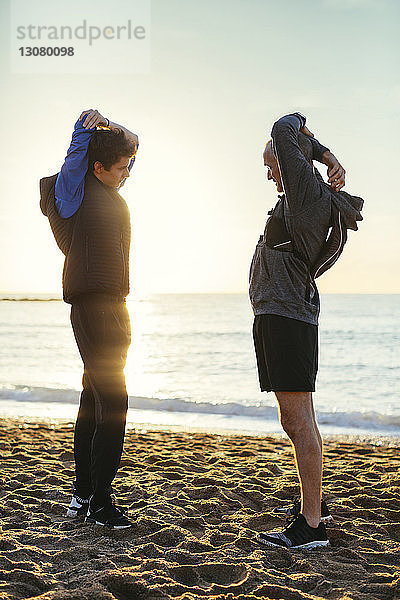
top-left (300, 123), bottom-right (345, 191)
top-left (79, 109), bottom-right (108, 129)
top-left (322, 150), bottom-right (346, 191)
top-left (78, 109), bottom-right (139, 153)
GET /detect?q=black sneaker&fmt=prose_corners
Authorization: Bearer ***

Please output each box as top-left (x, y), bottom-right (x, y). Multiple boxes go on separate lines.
top-left (66, 486), bottom-right (90, 519)
top-left (273, 497), bottom-right (333, 522)
top-left (85, 500), bottom-right (133, 529)
top-left (258, 514), bottom-right (329, 550)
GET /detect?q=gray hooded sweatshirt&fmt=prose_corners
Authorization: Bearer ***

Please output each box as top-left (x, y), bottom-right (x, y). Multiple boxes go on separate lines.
top-left (249, 113), bottom-right (363, 326)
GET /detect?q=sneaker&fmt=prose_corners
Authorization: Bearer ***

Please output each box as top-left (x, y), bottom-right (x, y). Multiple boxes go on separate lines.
top-left (258, 514), bottom-right (329, 549)
top-left (85, 500), bottom-right (133, 529)
top-left (273, 497), bottom-right (333, 522)
top-left (66, 486), bottom-right (90, 518)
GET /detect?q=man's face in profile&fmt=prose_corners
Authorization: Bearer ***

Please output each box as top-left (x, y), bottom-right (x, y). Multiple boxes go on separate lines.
top-left (263, 141), bottom-right (283, 193)
top-left (94, 156), bottom-right (132, 189)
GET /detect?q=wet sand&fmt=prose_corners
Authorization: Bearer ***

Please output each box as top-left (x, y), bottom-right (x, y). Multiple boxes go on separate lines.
top-left (0, 417), bottom-right (399, 600)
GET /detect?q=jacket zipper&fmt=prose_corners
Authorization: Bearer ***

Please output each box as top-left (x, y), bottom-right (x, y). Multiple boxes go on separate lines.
top-left (313, 213), bottom-right (344, 279)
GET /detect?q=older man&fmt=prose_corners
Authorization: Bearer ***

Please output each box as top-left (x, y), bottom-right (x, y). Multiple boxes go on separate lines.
top-left (249, 113), bottom-right (363, 549)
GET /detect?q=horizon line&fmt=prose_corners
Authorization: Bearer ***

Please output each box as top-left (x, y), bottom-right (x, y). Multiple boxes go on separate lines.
top-left (1, 291), bottom-right (399, 299)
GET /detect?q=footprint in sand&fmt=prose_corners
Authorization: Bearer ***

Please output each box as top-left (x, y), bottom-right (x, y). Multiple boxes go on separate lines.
top-left (184, 485), bottom-right (221, 500)
top-left (146, 526), bottom-right (186, 547)
top-left (178, 516), bottom-right (206, 537)
top-left (102, 573), bottom-right (168, 600)
top-left (197, 562), bottom-right (248, 586)
top-left (169, 562), bottom-right (248, 587)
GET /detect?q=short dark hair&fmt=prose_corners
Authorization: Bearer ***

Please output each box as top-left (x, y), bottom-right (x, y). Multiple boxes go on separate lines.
top-left (88, 129), bottom-right (136, 171)
top-left (298, 132), bottom-right (313, 164)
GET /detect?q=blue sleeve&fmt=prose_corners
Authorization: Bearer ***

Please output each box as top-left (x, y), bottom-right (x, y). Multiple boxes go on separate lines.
top-left (55, 118), bottom-right (96, 218)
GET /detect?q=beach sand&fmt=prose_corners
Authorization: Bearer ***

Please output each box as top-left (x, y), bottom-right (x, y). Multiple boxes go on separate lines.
top-left (0, 418), bottom-right (399, 600)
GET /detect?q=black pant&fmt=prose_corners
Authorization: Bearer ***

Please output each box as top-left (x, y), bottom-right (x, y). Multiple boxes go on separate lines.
top-left (70, 295), bottom-right (131, 508)
top-left (253, 314), bottom-right (318, 392)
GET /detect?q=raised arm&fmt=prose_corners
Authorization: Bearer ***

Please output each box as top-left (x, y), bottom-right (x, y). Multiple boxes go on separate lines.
top-left (308, 136), bottom-right (330, 163)
top-left (318, 149), bottom-right (345, 192)
top-left (271, 113), bottom-right (345, 213)
top-left (55, 117), bottom-right (96, 218)
top-left (307, 130), bottom-right (345, 191)
top-left (271, 113), bottom-right (321, 213)
top-left (55, 110), bottom-right (139, 217)
top-left (80, 109), bottom-right (139, 186)
top-left (80, 109), bottom-right (139, 153)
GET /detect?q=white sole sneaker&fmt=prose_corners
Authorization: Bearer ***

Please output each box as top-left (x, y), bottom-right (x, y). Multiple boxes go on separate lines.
top-left (258, 537), bottom-right (330, 549)
top-left (257, 514), bottom-right (330, 550)
top-left (66, 496), bottom-right (89, 518)
top-left (85, 519), bottom-right (132, 529)
top-left (85, 520), bottom-right (132, 529)
top-left (85, 508), bottom-right (133, 529)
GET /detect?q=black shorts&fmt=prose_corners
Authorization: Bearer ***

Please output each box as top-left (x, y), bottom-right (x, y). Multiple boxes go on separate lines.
top-left (253, 314), bottom-right (318, 392)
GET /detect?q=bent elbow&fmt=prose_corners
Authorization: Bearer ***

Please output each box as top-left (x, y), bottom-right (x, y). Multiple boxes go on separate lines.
top-left (271, 115), bottom-right (293, 138)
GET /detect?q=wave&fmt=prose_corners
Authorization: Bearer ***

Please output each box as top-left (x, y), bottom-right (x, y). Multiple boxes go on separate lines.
top-left (0, 385), bottom-right (399, 433)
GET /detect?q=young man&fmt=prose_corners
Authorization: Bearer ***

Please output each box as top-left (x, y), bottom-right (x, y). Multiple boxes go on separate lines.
top-left (249, 113), bottom-right (363, 549)
top-left (40, 109), bottom-right (138, 529)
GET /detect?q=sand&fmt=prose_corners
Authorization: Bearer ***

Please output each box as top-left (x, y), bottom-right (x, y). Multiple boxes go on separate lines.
top-left (0, 418), bottom-right (399, 600)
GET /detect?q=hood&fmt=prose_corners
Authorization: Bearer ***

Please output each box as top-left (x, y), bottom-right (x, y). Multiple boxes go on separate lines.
top-left (316, 168), bottom-right (364, 231)
top-left (39, 173), bottom-right (59, 216)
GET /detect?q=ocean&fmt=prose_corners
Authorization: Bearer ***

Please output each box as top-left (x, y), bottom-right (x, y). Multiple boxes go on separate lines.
top-left (0, 294), bottom-right (399, 437)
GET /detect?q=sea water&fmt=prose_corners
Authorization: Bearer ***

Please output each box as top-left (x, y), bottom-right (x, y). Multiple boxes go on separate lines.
top-left (0, 294), bottom-right (399, 437)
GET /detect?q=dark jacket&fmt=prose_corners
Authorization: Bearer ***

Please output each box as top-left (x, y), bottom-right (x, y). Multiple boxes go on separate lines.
top-left (40, 171), bottom-right (131, 304)
top-left (249, 114), bottom-right (363, 325)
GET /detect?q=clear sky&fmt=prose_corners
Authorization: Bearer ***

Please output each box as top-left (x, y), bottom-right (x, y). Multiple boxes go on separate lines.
top-left (0, 0), bottom-right (399, 294)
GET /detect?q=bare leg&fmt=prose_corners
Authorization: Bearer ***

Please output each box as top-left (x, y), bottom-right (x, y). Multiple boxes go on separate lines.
top-left (311, 400), bottom-right (323, 452)
top-left (275, 391), bottom-right (323, 528)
